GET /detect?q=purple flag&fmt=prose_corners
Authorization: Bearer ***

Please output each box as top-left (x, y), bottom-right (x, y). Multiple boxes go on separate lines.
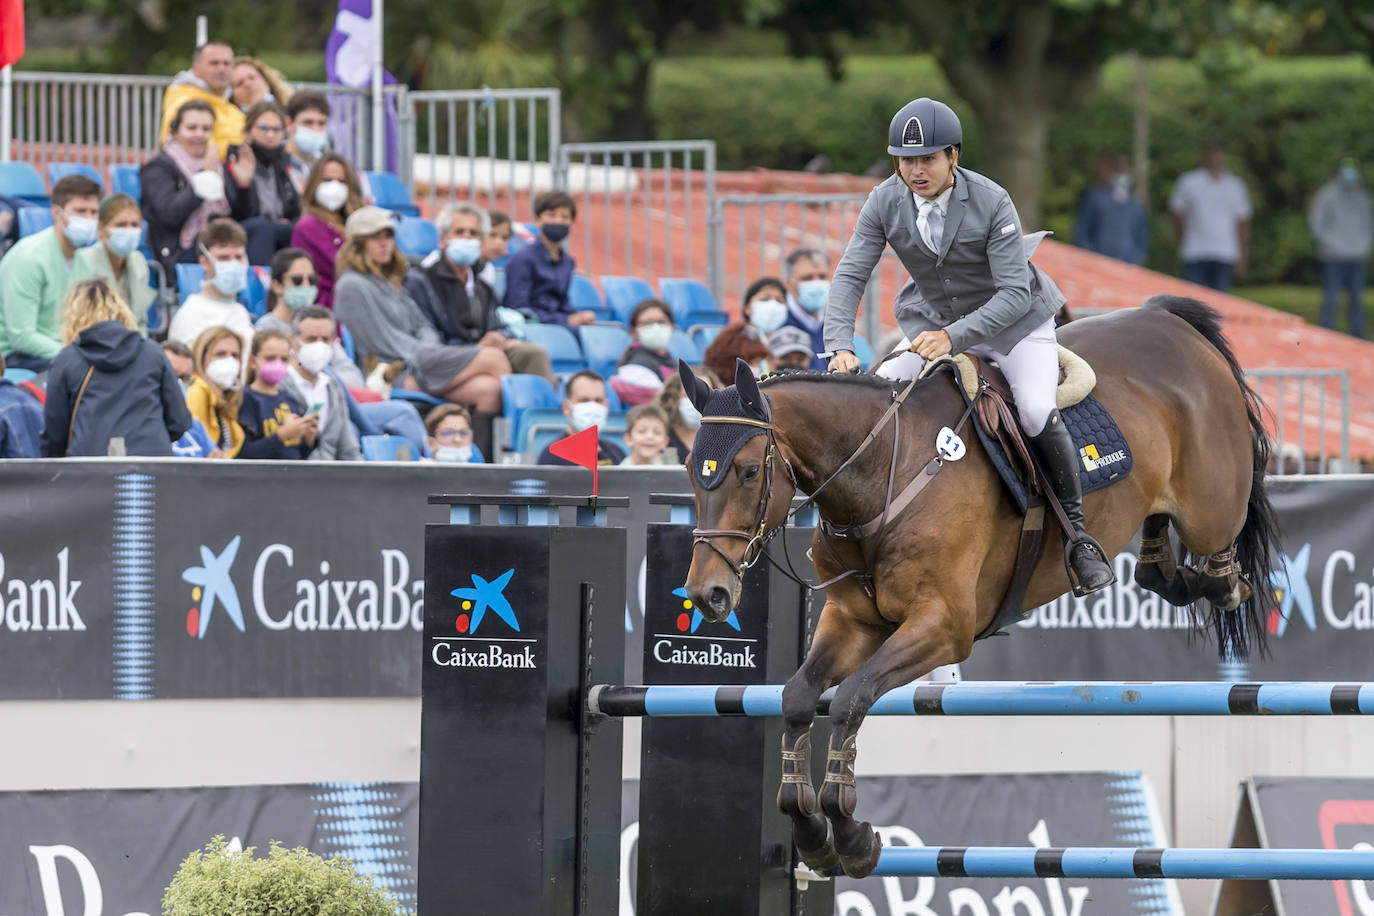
top-left (325, 0), bottom-right (399, 173)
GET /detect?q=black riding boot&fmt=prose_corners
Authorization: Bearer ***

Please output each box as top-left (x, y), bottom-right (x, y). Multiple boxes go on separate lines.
top-left (1029, 410), bottom-right (1116, 596)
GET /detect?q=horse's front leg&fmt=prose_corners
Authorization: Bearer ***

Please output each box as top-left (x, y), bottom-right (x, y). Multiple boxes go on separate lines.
top-left (818, 607), bottom-right (971, 878)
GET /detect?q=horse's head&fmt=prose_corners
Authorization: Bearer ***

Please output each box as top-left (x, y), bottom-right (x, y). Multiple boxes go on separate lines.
top-left (680, 360), bottom-right (796, 621)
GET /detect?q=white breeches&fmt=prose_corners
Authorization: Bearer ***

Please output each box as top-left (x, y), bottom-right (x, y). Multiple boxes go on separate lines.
top-left (876, 319), bottom-right (1060, 435)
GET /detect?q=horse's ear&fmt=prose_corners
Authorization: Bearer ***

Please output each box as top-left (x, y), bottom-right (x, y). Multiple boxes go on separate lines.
top-left (734, 359), bottom-right (768, 421)
top-left (678, 359), bottom-right (712, 412)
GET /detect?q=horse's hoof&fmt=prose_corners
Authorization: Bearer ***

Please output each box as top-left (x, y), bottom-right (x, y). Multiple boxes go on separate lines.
top-left (797, 836), bottom-right (840, 872)
top-left (838, 822), bottom-right (882, 879)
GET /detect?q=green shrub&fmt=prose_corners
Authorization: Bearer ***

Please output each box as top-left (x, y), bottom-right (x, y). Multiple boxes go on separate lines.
top-left (162, 835), bottom-right (407, 916)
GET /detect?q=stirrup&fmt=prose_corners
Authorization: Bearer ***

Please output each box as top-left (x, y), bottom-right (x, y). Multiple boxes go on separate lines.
top-left (1064, 534), bottom-right (1114, 597)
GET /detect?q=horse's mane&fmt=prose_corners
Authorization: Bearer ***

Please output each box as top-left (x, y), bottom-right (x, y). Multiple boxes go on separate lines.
top-left (759, 369), bottom-right (902, 392)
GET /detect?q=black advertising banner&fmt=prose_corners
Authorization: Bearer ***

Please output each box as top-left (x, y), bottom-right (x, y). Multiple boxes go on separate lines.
top-left (0, 781), bottom-right (418, 916)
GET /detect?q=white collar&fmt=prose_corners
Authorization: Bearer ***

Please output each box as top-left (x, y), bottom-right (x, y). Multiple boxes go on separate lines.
top-left (913, 182), bottom-right (954, 215)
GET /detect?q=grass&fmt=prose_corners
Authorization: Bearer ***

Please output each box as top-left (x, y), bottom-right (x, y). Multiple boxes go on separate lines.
top-left (1234, 284), bottom-right (1374, 339)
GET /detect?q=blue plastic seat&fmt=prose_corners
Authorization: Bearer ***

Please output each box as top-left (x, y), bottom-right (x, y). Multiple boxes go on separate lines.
top-left (340, 324), bottom-right (357, 363)
top-left (576, 324), bottom-right (633, 380)
top-left (364, 171), bottom-right (420, 218)
top-left (109, 164), bottom-right (141, 199)
top-left (175, 264), bottom-right (205, 304)
top-left (569, 274), bottom-right (610, 321)
top-left (47, 162), bottom-right (105, 193)
top-left (0, 162), bottom-right (49, 205)
top-left (17, 207), bottom-right (53, 237)
top-left (668, 328), bottom-right (703, 364)
top-left (3, 368), bottom-right (36, 384)
top-left (395, 217), bottom-right (438, 258)
top-left (389, 388), bottom-right (447, 409)
top-left (853, 334), bottom-right (875, 369)
top-left (658, 278), bottom-right (727, 328)
top-left (522, 323), bottom-right (587, 375)
top-left (360, 434), bottom-right (420, 461)
top-left (689, 325), bottom-right (722, 351)
top-left (600, 276), bottom-right (656, 325)
top-left (517, 408), bottom-right (568, 458)
top-left (499, 373), bottom-right (560, 451)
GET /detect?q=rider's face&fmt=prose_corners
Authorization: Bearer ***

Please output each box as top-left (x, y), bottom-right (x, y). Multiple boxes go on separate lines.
top-left (897, 149), bottom-right (958, 199)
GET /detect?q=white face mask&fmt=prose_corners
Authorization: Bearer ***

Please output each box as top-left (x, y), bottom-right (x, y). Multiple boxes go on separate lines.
top-left (293, 126), bottom-right (329, 156)
top-left (297, 340), bottom-right (332, 375)
top-left (205, 356), bottom-right (241, 390)
top-left (749, 298), bottom-right (787, 333)
top-left (190, 170), bottom-right (226, 202)
top-left (435, 444), bottom-right (473, 463)
top-left (570, 401), bottom-right (608, 432)
top-left (797, 279), bottom-right (830, 313)
top-left (678, 397), bottom-right (702, 430)
top-left (315, 180), bottom-right (350, 212)
top-left (637, 322), bottom-right (673, 352)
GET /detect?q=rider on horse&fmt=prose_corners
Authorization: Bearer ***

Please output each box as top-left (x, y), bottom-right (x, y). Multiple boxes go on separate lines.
top-left (822, 97), bottom-right (1116, 596)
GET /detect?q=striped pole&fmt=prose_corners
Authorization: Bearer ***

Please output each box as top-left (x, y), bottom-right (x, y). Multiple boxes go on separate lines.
top-left (587, 682), bottom-right (1374, 718)
top-left (870, 846), bottom-right (1374, 881)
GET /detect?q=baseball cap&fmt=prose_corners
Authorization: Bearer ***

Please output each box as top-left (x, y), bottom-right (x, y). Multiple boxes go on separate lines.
top-left (345, 205), bottom-right (396, 238)
top-left (768, 327), bottom-right (813, 359)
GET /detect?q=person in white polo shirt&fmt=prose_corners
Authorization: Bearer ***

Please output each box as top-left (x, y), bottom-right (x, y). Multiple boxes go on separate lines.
top-left (1169, 143), bottom-right (1252, 292)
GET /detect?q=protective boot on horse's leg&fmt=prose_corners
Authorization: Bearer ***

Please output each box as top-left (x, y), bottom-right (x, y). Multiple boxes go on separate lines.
top-left (1133, 514), bottom-right (1195, 606)
top-left (1029, 409), bottom-right (1116, 595)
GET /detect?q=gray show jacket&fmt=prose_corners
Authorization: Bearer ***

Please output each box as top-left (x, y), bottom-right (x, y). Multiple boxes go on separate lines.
top-left (824, 167), bottom-right (1065, 357)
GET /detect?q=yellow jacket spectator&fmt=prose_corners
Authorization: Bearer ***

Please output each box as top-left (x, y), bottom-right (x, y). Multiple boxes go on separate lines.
top-left (159, 40), bottom-right (245, 158)
top-left (186, 324), bottom-right (247, 458)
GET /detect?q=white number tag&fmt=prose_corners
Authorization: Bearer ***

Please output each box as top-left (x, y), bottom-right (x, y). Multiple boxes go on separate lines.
top-left (937, 426), bottom-right (966, 461)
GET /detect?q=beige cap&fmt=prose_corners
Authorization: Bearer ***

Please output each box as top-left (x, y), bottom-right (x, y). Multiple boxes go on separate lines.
top-left (344, 205), bottom-right (396, 239)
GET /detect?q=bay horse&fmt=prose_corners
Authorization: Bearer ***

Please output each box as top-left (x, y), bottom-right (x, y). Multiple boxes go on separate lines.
top-left (678, 295), bottom-right (1280, 879)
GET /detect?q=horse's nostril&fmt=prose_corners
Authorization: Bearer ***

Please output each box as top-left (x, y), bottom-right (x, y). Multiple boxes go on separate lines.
top-left (707, 586), bottom-right (732, 616)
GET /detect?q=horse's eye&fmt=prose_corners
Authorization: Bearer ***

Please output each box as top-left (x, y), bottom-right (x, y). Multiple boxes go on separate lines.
top-left (742, 464), bottom-right (760, 482)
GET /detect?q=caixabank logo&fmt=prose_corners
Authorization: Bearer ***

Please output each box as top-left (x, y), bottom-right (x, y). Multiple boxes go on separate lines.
top-left (1268, 541), bottom-right (1374, 637)
top-left (179, 536), bottom-right (425, 638)
top-left (651, 586), bottom-right (757, 668)
top-left (430, 568), bottom-right (537, 669)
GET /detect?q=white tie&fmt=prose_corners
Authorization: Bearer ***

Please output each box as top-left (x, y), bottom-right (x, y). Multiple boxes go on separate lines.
top-left (923, 203), bottom-right (944, 253)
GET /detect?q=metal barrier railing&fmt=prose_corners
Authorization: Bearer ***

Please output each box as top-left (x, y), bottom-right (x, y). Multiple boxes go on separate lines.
top-left (554, 139), bottom-right (715, 290)
top-left (1246, 368), bottom-right (1351, 474)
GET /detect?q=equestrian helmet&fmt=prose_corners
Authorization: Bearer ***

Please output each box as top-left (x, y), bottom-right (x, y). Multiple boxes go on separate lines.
top-left (887, 98), bottom-right (962, 157)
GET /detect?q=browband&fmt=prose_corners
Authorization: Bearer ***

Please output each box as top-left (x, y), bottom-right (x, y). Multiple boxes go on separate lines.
top-left (700, 416), bottom-right (773, 429)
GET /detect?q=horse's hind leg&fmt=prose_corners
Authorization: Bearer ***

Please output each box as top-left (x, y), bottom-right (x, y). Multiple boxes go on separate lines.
top-left (1133, 513), bottom-right (1195, 606)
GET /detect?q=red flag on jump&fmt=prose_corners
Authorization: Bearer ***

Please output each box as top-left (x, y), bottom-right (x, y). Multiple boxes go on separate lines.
top-left (0, 0), bottom-right (24, 69)
top-left (549, 425), bottom-right (600, 496)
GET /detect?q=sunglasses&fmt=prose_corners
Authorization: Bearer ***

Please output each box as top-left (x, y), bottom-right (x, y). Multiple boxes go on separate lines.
top-left (283, 274), bottom-right (318, 286)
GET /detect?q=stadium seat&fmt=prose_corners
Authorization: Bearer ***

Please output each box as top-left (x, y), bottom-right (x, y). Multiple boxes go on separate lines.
top-left (659, 278), bottom-right (727, 328)
top-left (175, 264), bottom-right (204, 304)
top-left (689, 325), bottom-right (722, 351)
top-left (109, 164), bottom-right (141, 199)
top-left (395, 216), bottom-right (438, 258)
top-left (576, 324), bottom-right (632, 380)
top-left (17, 207), bottom-right (53, 237)
top-left (360, 434), bottom-right (419, 461)
top-left (853, 334), bottom-right (875, 369)
top-left (0, 162), bottom-right (49, 205)
top-left (47, 162), bottom-right (105, 193)
top-left (506, 221), bottom-right (538, 256)
top-left (3, 368), bottom-right (36, 384)
top-left (600, 275), bottom-right (656, 325)
top-left (364, 171), bottom-right (420, 217)
top-left (668, 328), bottom-right (703, 364)
top-left (521, 323), bottom-right (586, 375)
top-left (517, 408), bottom-right (567, 459)
top-left (340, 324), bottom-right (357, 363)
top-left (389, 388), bottom-right (446, 409)
top-left (569, 274), bottom-right (610, 320)
top-left (499, 373), bottom-right (560, 451)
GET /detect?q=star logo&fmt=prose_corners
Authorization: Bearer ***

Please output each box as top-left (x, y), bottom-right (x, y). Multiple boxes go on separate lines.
top-left (181, 536), bottom-right (245, 639)
top-left (1269, 542), bottom-right (1316, 637)
top-left (671, 586), bottom-right (740, 633)
top-left (451, 569), bottom-right (519, 634)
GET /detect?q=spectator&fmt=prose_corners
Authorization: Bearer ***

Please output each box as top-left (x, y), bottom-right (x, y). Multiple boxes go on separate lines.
top-left (73, 193), bottom-right (154, 335)
top-left (0, 174), bottom-right (102, 371)
top-left (406, 202), bottom-right (555, 384)
top-left (1076, 154), bottom-right (1148, 266)
top-left (654, 366), bottom-right (721, 465)
top-left (237, 328), bottom-right (316, 459)
top-left (741, 276), bottom-right (789, 334)
top-left (186, 325), bottom-right (246, 457)
top-left (0, 353), bottom-right (43, 457)
top-left (425, 403), bottom-right (485, 463)
top-left (291, 154), bottom-right (365, 310)
top-left (1169, 142), bottom-right (1252, 292)
top-left (1310, 155), bottom-right (1373, 338)
top-left (167, 219), bottom-right (256, 350)
top-left (142, 99), bottom-right (256, 285)
top-left (226, 101), bottom-right (301, 265)
top-left (504, 191), bottom-right (594, 326)
top-left (160, 340), bottom-right (223, 457)
top-left (333, 206), bottom-right (511, 419)
top-left (255, 247), bottom-right (364, 387)
top-left (782, 248), bottom-right (831, 369)
top-left (280, 305), bottom-right (362, 461)
top-left (284, 91), bottom-right (331, 191)
top-left (701, 277), bottom-right (786, 381)
top-left (767, 327), bottom-right (815, 373)
top-left (478, 208), bottom-right (512, 301)
top-left (619, 403), bottom-right (671, 466)
top-left (158, 40), bottom-right (244, 158)
top-left (230, 56), bottom-right (291, 111)
top-left (537, 369), bottom-right (625, 466)
top-left (41, 279), bottom-right (190, 457)
top-left (611, 298), bottom-right (677, 406)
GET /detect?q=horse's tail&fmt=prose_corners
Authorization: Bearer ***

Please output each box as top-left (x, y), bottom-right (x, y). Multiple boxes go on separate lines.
top-left (1143, 295), bottom-right (1280, 660)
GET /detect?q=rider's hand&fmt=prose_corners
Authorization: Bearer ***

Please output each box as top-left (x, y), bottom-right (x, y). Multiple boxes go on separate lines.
top-left (828, 350), bottom-right (860, 373)
top-left (910, 330), bottom-right (952, 360)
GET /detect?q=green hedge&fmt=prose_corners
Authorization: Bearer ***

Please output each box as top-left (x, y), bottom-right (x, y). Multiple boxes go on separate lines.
top-left (651, 54), bottom-right (1374, 285)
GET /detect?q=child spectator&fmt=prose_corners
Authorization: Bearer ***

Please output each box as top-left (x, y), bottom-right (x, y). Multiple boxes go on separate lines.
top-left (187, 325), bottom-right (247, 457)
top-left (291, 154), bottom-right (365, 310)
top-left (160, 340), bottom-right (223, 458)
top-left (0, 353), bottom-right (43, 458)
top-left (478, 208), bottom-right (512, 302)
top-left (280, 306), bottom-right (362, 461)
top-left (620, 403), bottom-right (671, 466)
top-left (237, 329), bottom-right (316, 459)
top-left (612, 298), bottom-right (677, 406)
top-left (74, 193), bottom-right (155, 335)
top-left (504, 191), bottom-right (595, 327)
top-left (226, 100), bottom-right (301, 265)
top-left (537, 369), bottom-right (625, 466)
top-left (42, 280), bottom-right (190, 457)
top-left (168, 218), bottom-right (257, 350)
top-left (425, 403), bottom-right (485, 464)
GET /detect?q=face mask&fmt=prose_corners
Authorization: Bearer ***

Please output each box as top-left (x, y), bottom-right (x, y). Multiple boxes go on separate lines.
top-left (797, 280), bottom-right (829, 314)
top-left (190, 170), bottom-right (226, 201)
top-left (678, 397), bottom-right (702, 430)
top-left (106, 226), bottom-right (142, 258)
top-left (250, 141), bottom-right (284, 164)
top-left (570, 400), bottom-right (608, 432)
top-left (637, 322), bottom-right (673, 351)
top-left (293, 126), bottom-right (328, 156)
top-left (283, 284), bottom-right (318, 311)
top-left (1342, 165), bottom-right (1361, 184)
top-left (62, 214), bottom-right (98, 248)
top-left (256, 359), bottom-right (289, 385)
top-left (495, 305), bottom-right (526, 339)
top-left (205, 356), bottom-right (241, 390)
top-left (435, 444), bottom-right (474, 463)
top-left (315, 180), bottom-right (350, 212)
top-left (749, 298), bottom-right (787, 334)
top-left (445, 237), bottom-right (482, 266)
top-left (541, 222), bottom-right (570, 243)
top-left (209, 258), bottom-right (247, 296)
top-left (297, 340), bottom-right (333, 374)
